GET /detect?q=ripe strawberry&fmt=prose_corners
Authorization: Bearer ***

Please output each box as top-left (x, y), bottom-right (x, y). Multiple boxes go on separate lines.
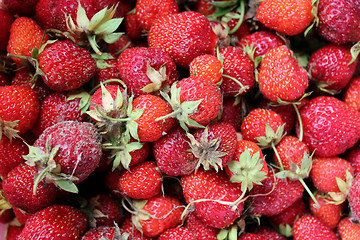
top-left (81, 226), bottom-right (120, 240)
top-left (310, 156), bottom-right (354, 193)
top-left (148, 11), bottom-right (218, 68)
top-left (7, 17), bottom-right (49, 66)
top-left (135, 0), bottom-right (179, 31)
top-left (256, 0), bottom-right (314, 36)
top-left (118, 161), bottom-right (162, 199)
top-left (153, 125), bottom-right (197, 176)
top-left (259, 46), bottom-right (309, 102)
top-left (120, 214), bottom-right (154, 240)
top-left (238, 233), bottom-right (266, 240)
top-left (189, 54), bottom-right (222, 85)
top-left (337, 216), bottom-right (360, 240)
top-left (248, 168), bottom-right (304, 217)
top-left (0, 86), bottom-right (40, 138)
top-left (31, 92), bottom-right (89, 138)
top-left (296, 96), bottom-right (360, 157)
top-left (346, 143), bottom-right (360, 176)
top-left (307, 44), bottom-right (358, 92)
top-left (106, 34), bottom-right (135, 55)
top-left (93, 53), bottom-right (121, 86)
top-left (250, 225), bottom-right (287, 240)
top-left (2, 163), bottom-right (57, 213)
top-left (184, 212), bottom-right (220, 240)
top-left (5, 225), bottom-right (24, 240)
top-left (158, 227), bottom-right (196, 240)
top-left (118, 47), bottom-right (177, 97)
top-left (343, 76), bottom-right (360, 111)
top-left (17, 204), bottom-right (88, 240)
top-left (309, 192), bottom-right (344, 229)
top-left (316, 0), bottom-right (360, 44)
top-left (348, 174), bottom-right (360, 222)
top-left (219, 46), bottom-right (255, 98)
top-left (0, 9), bottom-right (14, 53)
top-left (217, 97), bottom-right (244, 131)
top-left (103, 169), bottom-right (123, 201)
top-left (12, 207), bottom-right (33, 225)
top-left (237, 31), bottom-right (284, 59)
top-left (3, 0), bottom-right (39, 16)
top-left (292, 215), bottom-right (338, 240)
top-left (130, 195), bottom-right (183, 237)
top-left (124, 10), bottom-right (145, 42)
top-left (181, 168), bottom-right (244, 229)
top-left (194, 0), bottom-right (216, 16)
top-left (38, 40), bottom-right (97, 92)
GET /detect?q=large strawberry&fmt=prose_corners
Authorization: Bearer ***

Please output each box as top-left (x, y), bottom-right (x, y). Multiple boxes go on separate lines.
top-left (256, 0), bottom-right (314, 36)
top-left (296, 96), bottom-right (360, 157)
top-left (292, 215), bottom-right (338, 240)
top-left (181, 168), bottom-right (244, 229)
top-left (337, 216), bottom-right (360, 240)
top-left (148, 11), bottom-right (218, 68)
top-left (0, 9), bottom-right (14, 53)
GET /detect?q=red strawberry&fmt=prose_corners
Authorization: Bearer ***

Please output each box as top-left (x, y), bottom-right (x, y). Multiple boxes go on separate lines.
top-left (259, 46), bottom-right (309, 102)
top-left (148, 11), bottom-right (218, 68)
top-left (2, 163), bottom-right (57, 213)
top-left (217, 97), bottom-right (244, 131)
top-left (103, 169), bottom-right (123, 201)
top-left (118, 47), bottom-right (177, 97)
top-left (307, 44), bottom-right (358, 92)
top-left (124, 10), bottom-right (145, 42)
top-left (337, 216), bottom-right (360, 240)
top-left (250, 225), bottom-right (287, 240)
top-left (316, 0), bottom-right (360, 44)
top-left (158, 227), bottom-right (196, 240)
top-left (81, 226), bottom-right (120, 240)
top-left (189, 54), bottom-right (222, 85)
top-left (348, 174), bottom-right (360, 222)
top-left (106, 34), bottom-right (135, 55)
top-left (118, 161), bottom-right (162, 199)
top-left (120, 214), bottom-right (154, 240)
top-left (31, 92), bottom-right (89, 138)
top-left (130, 195), bottom-right (183, 237)
top-left (93, 53), bottom-right (121, 86)
top-left (296, 96), bottom-right (360, 157)
top-left (256, 0), bottom-right (314, 36)
top-left (12, 207), bottom-right (33, 225)
top-left (193, 0), bottom-right (216, 16)
top-left (238, 233), bottom-right (266, 240)
top-left (219, 46), bottom-right (255, 98)
top-left (5, 225), bottom-right (24, 240)
top-left (181, 168), bottom-right (244, 229)
top-left (7, 17), bottom-right (49, 65)
top-left (3, 0), bottom-right (39, 16)
top-left (292, 215), bottom-right (338, 240)
top-left (0, 9), bottom-right (14, 53)
top-left (0, 86), bottom-right (40, 139)
top-left (343, 76), bottom-right (360, 111)
top-left (135, 0), bottom-right (179, 32)
top-left (38, 40), bottom-right (97, 92)
top-left (17, 204), bottom-right (88, 240)
top-left (184, 212), bottom-right (220, 240)
top-left (346, 143), bottom-right (360, 176)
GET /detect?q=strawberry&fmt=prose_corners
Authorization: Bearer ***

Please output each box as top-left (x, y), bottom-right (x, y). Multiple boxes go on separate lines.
top-left (120, 214), bottom-right (154, 240)
top-left (258, 46), bottom-right (309, 102)
top-left (106, 34), bottom-right (135, 55)
top-left (181, 168), bottom-right (244, 229)
top-left (3, 0), bottom-right (39, 16)
top-left (31, 92), bottom-right (89, 138)
top-left (103, 169), bottom-right (123, 201)
top-left (130, 195), bottom-right (183, 237)
top-left (337, 216), bottom-right (360, 240)
top-left (250, 225), bottom-right (287, 240)
top-left (7, 17), bottom-right (49, 66)
top-left (309, 192), bottom-right (344, 229)
top-left (0, 86), bottom-right (40, 139)
top-left (5, 225), bottom-right (24, 240)
top-left (217, 97), bottom-right (244, 131)
top-left (219, 46), bottom-right (255, 98)
top-left (292, 215), bottom-right (338, 240)
top-left (346, 143), bottom-right (360, 176)
top-left (316, 0), bottom-right (360, 44)
top-left (348, 174), bottom-right (360, 222)
top-left (2, 163), bottom-right (57, 213)
top-left (148, 11), bottom-right (218, 68)
top-left (135, 0), bottom-right (179, 32)
top-left (118, 47), bottom-right (177, 97)
top-left (124, 10), bottom-right (145, 42)
top-left (12, 207), bottom-right (33, 225)
top-left (0, 9), bottom-right (14, 53)
top-left (153, 125), bottom-right (197, 176)
top-left (158, 227), bottom-right (196, 240)
top-left (296, 96), bottom-right (360, 157)
top-left (38, 40), bottom-right (97, 92)
top-left (256, 0), bottom-right (314, 36)
top-left (193, 0), bottom-right (216, 16)
top-left (118, 161), bottom-right (162, 199)
top-left (343, 76), bottom-right (360, 111)
top-left (307, 44), bottom-right (358, 92)
top-left (93, 53), bottom-right (121, 86)
top-left (17, 204), bottom-right (88, 240)
top-left (81, 226), bottom-right (123, 240)
top-left (189, 54), bottom-right (223, 85)
top-left (238, 233), bottom-right (266, 240)
top-left (184, 212), bottom-right (220, 240)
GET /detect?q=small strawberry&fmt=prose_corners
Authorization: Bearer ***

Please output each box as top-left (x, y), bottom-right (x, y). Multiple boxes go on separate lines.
top-left (343, 76), bottom-right (360, 111)
top-left (292, 215), bottom-right (338, 240)
top-left (259, 46), bottom-right (309, 102)
top-left (0, 9), bottom-right (14, 53)
top-left (181, 168), bottom-right (244, 229)
top-left (189, 54), bottom-right (223, 85)
top-left (158, 227), bottom-right (196, 240)
top-left (17, 204), bottom-right (88, 240)
top-left (348, 174), bottom-right (360, 222)
top-left (337, 216), bottom-right (360, 240)
top-left (184, 212), bottom-right (220, 240)
top-left (118, 161), bottom-right (162, 199)
top-left (296, 96), bottom-right (360, 157)
top-left (148, 11), bottom-right (218, 68)
top-left (256, 0), bottom-right (314, 36)
top-left (135, 0), bottom-right (179, 32)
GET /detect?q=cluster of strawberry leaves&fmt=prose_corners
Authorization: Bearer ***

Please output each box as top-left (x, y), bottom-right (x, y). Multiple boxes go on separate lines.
top-left (0, 0), bottom-right (360, 239)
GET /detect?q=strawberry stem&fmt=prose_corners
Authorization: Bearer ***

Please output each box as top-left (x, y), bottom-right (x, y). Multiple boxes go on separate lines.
top-left (298, 177), bottom-right (320, 208)
top-left (271, 141), bottom-right (284, 171)
top-left (293, 103), bottom-right (303, 142)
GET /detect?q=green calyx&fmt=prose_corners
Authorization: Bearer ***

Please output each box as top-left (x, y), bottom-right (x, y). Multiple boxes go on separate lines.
top-left (66, 1), bottom-right (124, 55)
top-left (349, 41), bottom-right (360, 65)
top-left (255, 123), bottom-right (285, 149)
top-left (304, 0), bottom-right (320, 37)
top-left (67, 90), bottom-right (92, 115)
top-left (217, 224), bottom-right (239, 240)
top-left (278, 224), bottom-right (293, 237)
top-left (327, 169), bottom-right (354, 204)
top-left (0, 117), bottom-right (21, 142)
top-left (140, 62), bottom-right (168, 94)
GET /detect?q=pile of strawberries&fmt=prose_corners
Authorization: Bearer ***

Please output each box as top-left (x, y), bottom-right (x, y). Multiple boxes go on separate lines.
top-left (1, 0), bottom-right (360, 239)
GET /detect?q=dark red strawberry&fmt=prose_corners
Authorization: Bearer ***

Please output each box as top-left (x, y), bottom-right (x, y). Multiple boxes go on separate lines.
top-left (148, 11), bottom-right (218, 68)
top-left (106, 34), bottom-right (135, 55)
top-left (124, 10), bottom-right (145, 42)
top-left (0, 9), bottom-right (14, 53)
top-left (158, 227), bottom-right (196, 240)
top-left (238, 233), bottom-right (266, 240)
top-left (93, 53), bottom-right (121, 86)
top-left (3, 0), bottom-right (39, 16)
top-left (346, 143), bottom-right (360, 176)
top-left (184, 212), bottom-right (220, 240)
top-left (81, 225), bottom-right (130, 240)
top-left (292, 215), bottom-right (338, 240)
top-left (250, 225), bottom-right (287, 240)
top-left (217, 97), bottom-right (244, 131)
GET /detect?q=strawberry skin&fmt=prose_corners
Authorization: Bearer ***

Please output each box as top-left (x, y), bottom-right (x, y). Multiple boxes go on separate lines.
top-left (337, 216), bottom-right (360, 240)
top-left (39, 40), bottom-right (97, 92)
top-left (348, 174), bottom-right (360, 222)
top-left (158, 227), bottom-right (196, 240)
top-left (3, 0), bottom-right (39, 16)
top-left (259, 46), bottom-right (309, 102)
top-left (0, 9), bottom-right (14, 53)
top-left (148, 11), bottom-right (218, 68)
top-left (184, 212), bottom-right (220, 240)
top-left (268, 198), bottom-right (307, 228)
top-left (343, 76), bottom-right (360, 111)
top-left (292, 215), bottom-right (338, 240)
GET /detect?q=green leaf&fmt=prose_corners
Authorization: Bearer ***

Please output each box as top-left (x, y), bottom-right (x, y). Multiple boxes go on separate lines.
top-left (54, 179), bottom-right (79, 193)
top-left (349, 41), bottom-right (360, 65)
top-left (76, 1), bottom-right (90, 28)
top-left (103, 32), bottom-right (123, 44)
top-left (95, 18), bottom-right (123, 34)
top-left (88, 7), bottom-right (108, 31)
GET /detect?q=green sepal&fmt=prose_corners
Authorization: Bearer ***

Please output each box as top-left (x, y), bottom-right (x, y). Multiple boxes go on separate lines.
top-left (255, 123), bottom-right (285, 148)
top-left (278, 224), bottom-right (293, 237)
top-left (54, 179), bottom-right (79, 193)
top-left (67, 90), bottom-right (91, 115)
top-left (349, 41), bottom-right (360, 65)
